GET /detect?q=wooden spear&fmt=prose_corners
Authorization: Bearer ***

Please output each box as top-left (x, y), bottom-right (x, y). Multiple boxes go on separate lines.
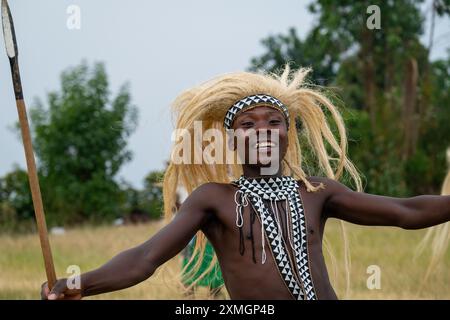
top-left (1, 0), bottom-right (57, 289)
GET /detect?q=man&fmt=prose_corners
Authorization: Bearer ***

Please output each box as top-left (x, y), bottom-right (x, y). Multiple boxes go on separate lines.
top-left (41, 66), bottom-right (450, 300)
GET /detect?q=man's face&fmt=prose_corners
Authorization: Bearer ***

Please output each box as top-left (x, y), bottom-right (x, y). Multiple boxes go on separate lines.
top-left (230, 106), bottom-right (288, 173)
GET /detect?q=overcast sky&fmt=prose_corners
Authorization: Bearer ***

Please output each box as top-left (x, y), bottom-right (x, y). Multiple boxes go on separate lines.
top-left (1, 0), bottom-right (449, 189)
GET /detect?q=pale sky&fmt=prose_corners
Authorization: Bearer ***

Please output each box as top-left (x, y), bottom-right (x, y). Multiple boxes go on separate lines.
top-left (1, 0), bottom-right (449, 188)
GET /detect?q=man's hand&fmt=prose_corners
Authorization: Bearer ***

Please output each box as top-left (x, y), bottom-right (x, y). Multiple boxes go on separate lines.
top-left (41, 279), bottom-right (82, 300)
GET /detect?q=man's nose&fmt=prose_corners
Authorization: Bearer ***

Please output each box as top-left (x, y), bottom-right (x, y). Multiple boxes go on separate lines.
top-left (255, 127), bottom-right (273, 140)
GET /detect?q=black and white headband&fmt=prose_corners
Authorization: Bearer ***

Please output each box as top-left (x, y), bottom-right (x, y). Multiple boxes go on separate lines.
top-left (223, 94), bottom-right (290, 130)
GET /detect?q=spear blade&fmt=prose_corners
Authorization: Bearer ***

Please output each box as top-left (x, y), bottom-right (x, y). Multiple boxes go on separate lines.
top-left (1, 0), bottom-right (17, 58)
top-left (2, 0), bottom-right (22, 100)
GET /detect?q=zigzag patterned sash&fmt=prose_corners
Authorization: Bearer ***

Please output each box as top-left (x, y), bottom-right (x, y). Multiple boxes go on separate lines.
top-left (233, 175), bottom-right (316, 300)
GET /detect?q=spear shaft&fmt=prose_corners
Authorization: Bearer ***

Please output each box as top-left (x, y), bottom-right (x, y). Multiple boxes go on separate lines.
top-left (2, 0), bottom-right (56, 290)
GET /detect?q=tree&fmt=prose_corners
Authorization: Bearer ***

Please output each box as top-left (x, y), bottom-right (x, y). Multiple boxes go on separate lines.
top-left (0, 167), bottom-right (35, 231)
top-left (29, 61), bottom-right (138, 225)
top-left (249, 27), bottom-right (342, 85)
top-left (249, 0), bottom-right (450, 196)
top-left (142, 170), bottom-right (164, 219)
top-left (116, 170), bottom-right (164, 222)
top-left (408, 53), bottom-right (450, 194)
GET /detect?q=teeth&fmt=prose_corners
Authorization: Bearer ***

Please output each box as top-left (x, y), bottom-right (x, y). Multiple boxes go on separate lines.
top-left (254, 141), bottom-right (276, 149)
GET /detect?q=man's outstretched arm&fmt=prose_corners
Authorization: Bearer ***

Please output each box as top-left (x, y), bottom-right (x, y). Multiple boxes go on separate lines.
top-left (41, 183), bottom-right (217, 299)
top-left (319, 178), bottom-right (450, 229)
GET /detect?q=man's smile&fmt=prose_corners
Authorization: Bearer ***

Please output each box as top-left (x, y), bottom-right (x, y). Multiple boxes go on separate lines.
top-left (252, 140), bottom-right (278, 151)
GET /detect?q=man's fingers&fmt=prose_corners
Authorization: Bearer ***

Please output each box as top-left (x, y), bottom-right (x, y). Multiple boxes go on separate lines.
top-left (48, 293), bottom-right (57, 300)
top-left (48, 293), bottom-right (65, 300)
top-left (40, 282), bottom-right (49, 300)
top-left (48, 279), bottom-right (67, 300)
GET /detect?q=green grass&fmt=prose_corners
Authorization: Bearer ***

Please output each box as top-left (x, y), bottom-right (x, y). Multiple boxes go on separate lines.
top-left (0, 219), bottom-right (448, 299)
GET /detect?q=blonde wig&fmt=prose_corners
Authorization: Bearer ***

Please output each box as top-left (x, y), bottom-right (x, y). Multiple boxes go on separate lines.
top-left (163, 65), bottom-right (362, 296)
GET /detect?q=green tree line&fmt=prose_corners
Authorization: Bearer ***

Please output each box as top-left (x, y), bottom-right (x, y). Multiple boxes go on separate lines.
top-left (250, 0), bottom-right (450, 196)
top-left (0, 62), bottom-right (164, 231)
top-left (1, 1), bottom-right (449, 231)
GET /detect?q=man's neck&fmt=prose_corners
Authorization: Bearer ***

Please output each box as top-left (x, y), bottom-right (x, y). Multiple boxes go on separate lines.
top-left (242, 164), bottom-right (283, 179)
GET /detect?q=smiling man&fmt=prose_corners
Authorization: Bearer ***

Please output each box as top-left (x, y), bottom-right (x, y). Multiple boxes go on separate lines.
top-left (41, 66), bottom-right (450, 300)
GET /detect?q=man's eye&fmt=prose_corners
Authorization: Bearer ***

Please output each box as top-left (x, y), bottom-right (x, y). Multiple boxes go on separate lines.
top-left (241, 122), bottom-right (254, 126)
top-left (269, 119), bottom-right (281, 125)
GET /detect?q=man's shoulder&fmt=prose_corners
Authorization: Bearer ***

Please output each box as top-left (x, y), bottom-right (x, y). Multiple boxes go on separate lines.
top-left (299, 176), bottom-right (350, 193)
top-left (192, 181), bottom-right (236, 197)
top-left (186, 182), bottom-right (236, 213)
top-left (298, 176), bottom-right (333, 187)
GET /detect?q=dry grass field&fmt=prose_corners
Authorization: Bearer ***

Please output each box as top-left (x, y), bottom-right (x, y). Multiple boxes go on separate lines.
top-left (0, 219), bottom-right (448, 300)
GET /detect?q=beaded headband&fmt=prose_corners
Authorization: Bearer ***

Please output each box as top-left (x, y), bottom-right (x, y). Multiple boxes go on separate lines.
top-left (223, 94), bottom-right (290, 129)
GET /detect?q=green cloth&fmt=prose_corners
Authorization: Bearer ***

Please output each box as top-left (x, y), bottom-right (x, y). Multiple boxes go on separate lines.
top-left (182, 237), bottom-right (224, 288)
